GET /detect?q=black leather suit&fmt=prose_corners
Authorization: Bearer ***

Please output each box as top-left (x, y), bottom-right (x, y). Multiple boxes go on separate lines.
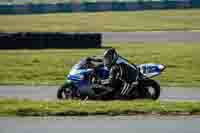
top-left (101, 62), bottom-right (138, 96)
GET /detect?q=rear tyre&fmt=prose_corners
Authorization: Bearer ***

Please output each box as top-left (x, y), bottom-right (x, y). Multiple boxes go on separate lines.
top-left (142, 80), bottom-right (160, 100)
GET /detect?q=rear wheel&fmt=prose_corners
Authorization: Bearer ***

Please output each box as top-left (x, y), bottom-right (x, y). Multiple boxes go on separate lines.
top-left (142, 80), bottom-right (160, 100)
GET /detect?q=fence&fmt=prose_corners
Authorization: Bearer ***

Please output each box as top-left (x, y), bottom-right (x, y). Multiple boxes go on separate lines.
top-left (0, 0), bottom-right (198, 14)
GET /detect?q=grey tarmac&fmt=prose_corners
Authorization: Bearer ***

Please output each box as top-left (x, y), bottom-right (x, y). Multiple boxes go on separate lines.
top-left (0, 86), bottom-right (200, 101)
top-left (0, 116), bottom-right (200, 133)
top-left (102, 31), bottom-right (200, 43)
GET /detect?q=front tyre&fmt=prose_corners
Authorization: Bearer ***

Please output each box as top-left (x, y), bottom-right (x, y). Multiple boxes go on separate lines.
top-left (142, 80), bottom-right (161, 100)
top-left (57, 83), bottom-right (73, 100)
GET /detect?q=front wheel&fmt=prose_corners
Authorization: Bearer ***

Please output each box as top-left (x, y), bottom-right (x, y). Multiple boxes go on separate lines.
top-left (57, 83), bottom-right (73, 100)
top-left (141, 80), bottom-right (161, 100)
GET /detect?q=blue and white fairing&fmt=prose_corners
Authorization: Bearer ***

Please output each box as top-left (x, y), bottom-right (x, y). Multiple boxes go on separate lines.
top-left (66, 60), bottom-right (109, 95)
top-left (68, 67), bottom-right (93, 82)
top-left (138, 63), bottom-right (166, 78)
top-left (67, 66), bottom-right (94, 95)
top-left (67, 60), bottom-right (109, 86)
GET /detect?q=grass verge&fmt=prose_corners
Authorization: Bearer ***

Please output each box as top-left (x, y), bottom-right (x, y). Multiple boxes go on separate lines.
top-left (0, 42), bottom-right (200, 87)
top-left (0, 9), bottom-right (200, 32)
top-left (0, 98), bottom-right (200, 116)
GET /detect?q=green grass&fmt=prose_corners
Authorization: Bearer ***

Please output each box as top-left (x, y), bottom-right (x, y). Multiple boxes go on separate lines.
top-left (0, 98), bottom-right (200, 116)
top-left (0, 9), bottom-right (200, 32)
top-left (0, 42), bottom-right (200, 87)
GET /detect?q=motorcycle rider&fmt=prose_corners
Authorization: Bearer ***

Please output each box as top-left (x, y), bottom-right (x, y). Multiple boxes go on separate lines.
top-left (99, 48), bottom-right (139, 98)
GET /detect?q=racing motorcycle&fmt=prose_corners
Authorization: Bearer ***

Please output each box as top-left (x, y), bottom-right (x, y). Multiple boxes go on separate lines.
top-left (57, 56), bottom-right (166, 100)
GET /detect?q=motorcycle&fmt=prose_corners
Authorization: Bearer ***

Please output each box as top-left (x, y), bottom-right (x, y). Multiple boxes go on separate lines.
top-left (57, 56), bottom-right (166, 100)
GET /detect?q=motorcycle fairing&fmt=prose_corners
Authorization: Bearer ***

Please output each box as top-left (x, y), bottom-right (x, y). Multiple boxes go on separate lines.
top-left (138, 63), bottom-right (165, 78)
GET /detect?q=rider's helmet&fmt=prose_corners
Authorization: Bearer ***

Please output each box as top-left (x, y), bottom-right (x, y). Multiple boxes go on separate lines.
top-left (103, 48), bottom-right (118, 68)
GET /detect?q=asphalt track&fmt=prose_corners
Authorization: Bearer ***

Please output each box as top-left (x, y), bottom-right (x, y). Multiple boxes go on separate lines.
top-left (0, 86), bottom-right (200, 101)
top-left (0, 116), bottom-right (200, 133)
top-left (102, 31), bottom-right (200, 43)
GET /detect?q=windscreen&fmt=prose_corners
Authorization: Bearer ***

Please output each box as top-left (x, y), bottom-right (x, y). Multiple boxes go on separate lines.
top-left (73, 59), bottom-right (88, 69)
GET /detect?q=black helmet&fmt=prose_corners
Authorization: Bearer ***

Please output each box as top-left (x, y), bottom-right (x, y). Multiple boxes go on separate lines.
top-left (103, 48), bottom-right (118, 68)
